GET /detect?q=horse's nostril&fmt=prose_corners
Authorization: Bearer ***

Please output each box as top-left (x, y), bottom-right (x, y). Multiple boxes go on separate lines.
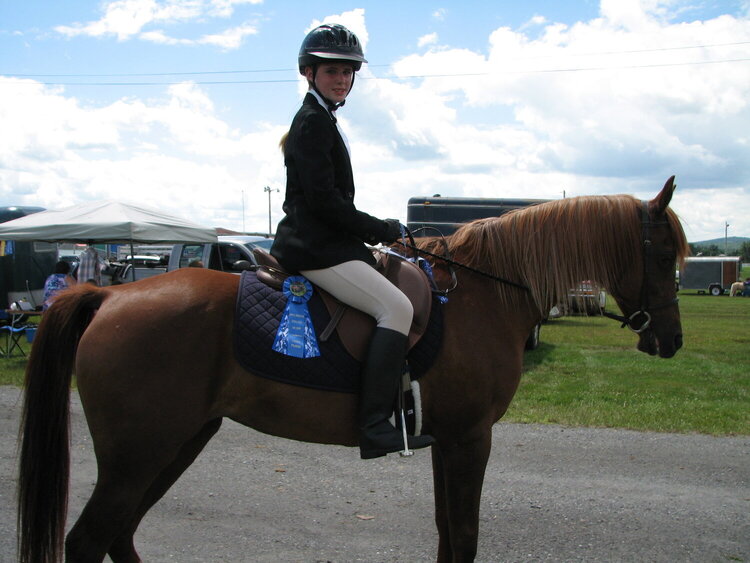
top-left (674, 333), bottom-right (683, 350)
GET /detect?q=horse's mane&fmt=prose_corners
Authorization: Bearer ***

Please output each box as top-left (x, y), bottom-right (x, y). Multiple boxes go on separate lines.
top-left (422, 194), bottom-right (689, 312)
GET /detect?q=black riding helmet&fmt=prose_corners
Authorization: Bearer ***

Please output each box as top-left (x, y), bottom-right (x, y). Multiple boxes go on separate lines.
top-left (298, 24), bottom-right (367, 112)
top-left (298, 24), bottom-right (367, 73)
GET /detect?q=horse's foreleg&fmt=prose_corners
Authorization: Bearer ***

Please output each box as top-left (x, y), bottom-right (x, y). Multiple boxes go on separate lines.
top-left (431, 430), bottom-right (492, 563)
top-left (431, 447), bottom-right (451, 561)
top-left (107, 419), bottom-right (223, 563)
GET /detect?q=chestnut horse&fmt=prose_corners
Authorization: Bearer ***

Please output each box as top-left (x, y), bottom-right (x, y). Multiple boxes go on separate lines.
top-left (17, 178), bottom-right (688, 563)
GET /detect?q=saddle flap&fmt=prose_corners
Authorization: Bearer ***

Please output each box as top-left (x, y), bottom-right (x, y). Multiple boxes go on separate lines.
top-left (255, 249), bottom-right (433, 361)
top-left (321, 253), bottom-right (432, 359)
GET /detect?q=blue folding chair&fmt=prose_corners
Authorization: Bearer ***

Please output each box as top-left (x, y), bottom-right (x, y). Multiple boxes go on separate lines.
top-left (0, 310), bottom-right (27, 358)
top-left (0, 325), bottom-right (27, 357)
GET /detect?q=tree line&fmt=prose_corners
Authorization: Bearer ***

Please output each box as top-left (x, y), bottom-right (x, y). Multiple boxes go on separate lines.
top-left (689, 241), bottom-right (750, 261)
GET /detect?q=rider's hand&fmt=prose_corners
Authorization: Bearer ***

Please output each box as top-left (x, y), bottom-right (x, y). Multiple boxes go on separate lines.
top-left (381, 219), bottom-right (402, 244)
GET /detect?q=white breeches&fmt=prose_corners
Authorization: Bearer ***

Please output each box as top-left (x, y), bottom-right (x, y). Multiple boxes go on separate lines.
top-left (301, 260), bottom-right (413, 336)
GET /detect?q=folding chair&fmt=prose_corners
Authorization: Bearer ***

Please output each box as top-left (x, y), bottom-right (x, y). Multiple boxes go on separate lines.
top-left (0, 325), bottom-right (27, 357)
top-left (0, 310), bottom-right (27, 358)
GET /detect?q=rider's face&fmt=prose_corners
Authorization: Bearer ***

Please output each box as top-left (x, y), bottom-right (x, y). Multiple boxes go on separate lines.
top-left (306, 63), bottom-right (354, 103)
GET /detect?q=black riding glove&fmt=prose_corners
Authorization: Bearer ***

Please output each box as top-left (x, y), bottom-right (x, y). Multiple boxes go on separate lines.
top-left (381, 219), bottom-right (403, 244)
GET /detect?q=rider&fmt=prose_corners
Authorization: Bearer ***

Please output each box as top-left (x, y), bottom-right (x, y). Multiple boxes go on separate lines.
top-left (270, 24), bottom-right (434, 459)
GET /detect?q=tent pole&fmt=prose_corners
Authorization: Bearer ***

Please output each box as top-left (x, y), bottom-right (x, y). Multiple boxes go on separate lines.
top-left (130, 240), bottom-right (136, 282)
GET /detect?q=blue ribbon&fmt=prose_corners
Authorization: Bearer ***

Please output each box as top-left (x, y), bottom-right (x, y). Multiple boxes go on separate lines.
top-left (383, 244), bottom-right (449, 305)
top-left (417, 257), bottom-right (448, 304)
top-left (272, 276), bottom-right (321, 358)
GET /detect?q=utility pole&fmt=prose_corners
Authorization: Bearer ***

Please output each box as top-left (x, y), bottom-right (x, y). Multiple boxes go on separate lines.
top-left (264, 186), bottom-right (279, 237)
top-left (241, 190), bottom-right (246, 233)
top-left (725, 221), bottom-right (729, 255)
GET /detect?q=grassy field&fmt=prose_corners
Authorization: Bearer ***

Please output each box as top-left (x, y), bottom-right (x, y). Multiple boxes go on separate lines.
top-left (1, 285), bottom-right (748, 436)
top-left (0, 324), bottom-right (36, 387)
top-left (507, 290), bottom-right (749, 435)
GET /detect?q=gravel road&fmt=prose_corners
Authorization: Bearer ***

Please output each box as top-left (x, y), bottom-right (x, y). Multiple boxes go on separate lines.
top-left (1, 385), bottom-right (748, 562)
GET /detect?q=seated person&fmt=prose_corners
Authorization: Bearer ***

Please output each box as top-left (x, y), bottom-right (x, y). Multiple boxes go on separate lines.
top-left (43, 260), bottom-right (76, 311)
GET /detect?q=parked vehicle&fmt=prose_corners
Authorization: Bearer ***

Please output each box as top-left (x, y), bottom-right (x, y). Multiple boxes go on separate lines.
top-left (678, 256), bottom-right (741, 295)
top-left (564, 281), bottom-right (607, 315)
top-left (168, 235), bottom-right (273, 273)
top-left (406, 195), bottom-right (551, 349)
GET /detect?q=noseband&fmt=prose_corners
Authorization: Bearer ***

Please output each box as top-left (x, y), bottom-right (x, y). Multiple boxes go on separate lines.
top-left (602, 201), bottom-right (679, 334)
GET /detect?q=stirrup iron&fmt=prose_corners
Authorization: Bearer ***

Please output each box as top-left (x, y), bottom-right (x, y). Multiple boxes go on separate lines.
top-left (397, 375), bottom-right (414, 457)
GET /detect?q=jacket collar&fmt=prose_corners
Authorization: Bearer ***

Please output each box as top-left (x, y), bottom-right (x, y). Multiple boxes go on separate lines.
top-left (305, 91), bottom-right (338, 122)
top-left (303, 92), bottom-right (351, 157)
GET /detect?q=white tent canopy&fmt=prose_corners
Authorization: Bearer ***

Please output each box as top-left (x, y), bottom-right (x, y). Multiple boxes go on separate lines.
top-left (0, 200), bottom-right (217, 244)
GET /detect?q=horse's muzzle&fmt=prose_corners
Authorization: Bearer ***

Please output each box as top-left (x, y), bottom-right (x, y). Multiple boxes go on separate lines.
top-left (638, 329), bottom-right (682, 358)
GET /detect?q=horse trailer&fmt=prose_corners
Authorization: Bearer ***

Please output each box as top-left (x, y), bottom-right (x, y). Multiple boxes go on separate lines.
top-left (406, 196), bottom-right (550, 237)
top-left (678, 256), bottom-right (741, 295)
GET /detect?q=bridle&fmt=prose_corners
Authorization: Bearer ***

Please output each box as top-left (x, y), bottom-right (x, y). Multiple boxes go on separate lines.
top-left (601, 201), bottom-right (679, 334)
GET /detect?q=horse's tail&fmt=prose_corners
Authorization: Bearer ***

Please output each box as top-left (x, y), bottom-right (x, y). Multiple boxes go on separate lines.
top-left (17, 284), bottom-right (106, 563)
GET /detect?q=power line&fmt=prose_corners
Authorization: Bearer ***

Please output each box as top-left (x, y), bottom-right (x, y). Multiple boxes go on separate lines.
top-left (2, 57), bottom-right (748, 87)
top-left (2, 39), bottom-right (748, 79)
top-left (5, 68), bottom-right (295, 78)
top-left (389, 57), bottom-right (750, 79)
top-left (519, 40), bottom-right (750, 59)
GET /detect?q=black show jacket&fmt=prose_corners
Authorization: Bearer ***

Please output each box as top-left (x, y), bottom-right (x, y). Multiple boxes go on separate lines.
top-left (271, 93), bottom-right (390, 273)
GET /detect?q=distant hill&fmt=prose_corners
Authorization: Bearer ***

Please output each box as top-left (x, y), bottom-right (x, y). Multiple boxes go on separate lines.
top-left (690, 236), bottom-right (749, 254)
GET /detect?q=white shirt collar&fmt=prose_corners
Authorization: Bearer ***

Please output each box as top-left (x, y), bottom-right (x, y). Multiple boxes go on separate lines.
top-left (308, 89), bottom-right (350, 156)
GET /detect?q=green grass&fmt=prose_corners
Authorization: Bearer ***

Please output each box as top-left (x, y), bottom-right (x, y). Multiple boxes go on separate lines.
top-left (507, 291), bottom-right (750, 435)
top-left (0, 326), bottom-right (36, 387)
top-left (2, 287), bottom-right (748, 436)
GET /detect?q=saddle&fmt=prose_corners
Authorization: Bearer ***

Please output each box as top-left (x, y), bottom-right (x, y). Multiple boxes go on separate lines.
top-left (252, 249), bottom-right (433, 361)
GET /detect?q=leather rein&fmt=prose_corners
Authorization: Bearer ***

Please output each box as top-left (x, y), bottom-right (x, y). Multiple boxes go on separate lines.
top-left (393, 226), bottom-right (527, 297)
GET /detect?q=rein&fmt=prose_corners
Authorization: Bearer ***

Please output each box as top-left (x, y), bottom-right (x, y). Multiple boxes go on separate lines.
top-left (601, 201), bottom-right (679, 334)
top-left (393, 227), bottom-right (530, 295)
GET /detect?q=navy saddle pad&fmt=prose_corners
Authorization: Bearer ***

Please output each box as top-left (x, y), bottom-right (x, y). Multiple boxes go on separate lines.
top-left (233, 271), bottom-right (443, 394)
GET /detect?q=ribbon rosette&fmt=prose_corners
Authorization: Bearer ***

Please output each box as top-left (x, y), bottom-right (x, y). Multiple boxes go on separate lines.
top-left (272, 276), bottom-right (321, 358)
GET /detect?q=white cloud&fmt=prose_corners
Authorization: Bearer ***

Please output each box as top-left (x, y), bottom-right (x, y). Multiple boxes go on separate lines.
top-left (135, 20), bottom-right (260, 49)
top-left (55, 0), bottom-right (261, 49)
top-left (0, 77), bottom-right (286, 230)
top-left (530, 15), bottom-right (547, 26)
top-left (418, 33), bottom-right (438, 48)
top-left (308, 8), bottom-right (369, 51)
top-left (138, 29), bottom-right (187, 45)
top-left (196, 22), bottom-right (259, 49)
top-left (3, 2), bottom-right (749, 240)
top-left (669, 187), bottom-right (748, 246)
top-left (363, 2), bottom-right (750, 241)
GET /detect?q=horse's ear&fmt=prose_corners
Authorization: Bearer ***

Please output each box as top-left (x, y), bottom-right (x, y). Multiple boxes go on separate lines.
top-left (649, 175), bottom-right (676, 217)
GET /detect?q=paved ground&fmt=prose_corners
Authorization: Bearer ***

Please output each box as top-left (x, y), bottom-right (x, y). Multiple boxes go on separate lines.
top-left (1, 385), bottom-right (748, 562)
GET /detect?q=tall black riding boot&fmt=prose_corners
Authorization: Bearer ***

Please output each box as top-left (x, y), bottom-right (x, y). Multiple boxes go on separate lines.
top-left (358, 327), bottom-right (435, 459)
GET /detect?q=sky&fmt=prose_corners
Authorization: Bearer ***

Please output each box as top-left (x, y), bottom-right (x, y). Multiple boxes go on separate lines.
top-left (1, 0), bottom-right (749, 243)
